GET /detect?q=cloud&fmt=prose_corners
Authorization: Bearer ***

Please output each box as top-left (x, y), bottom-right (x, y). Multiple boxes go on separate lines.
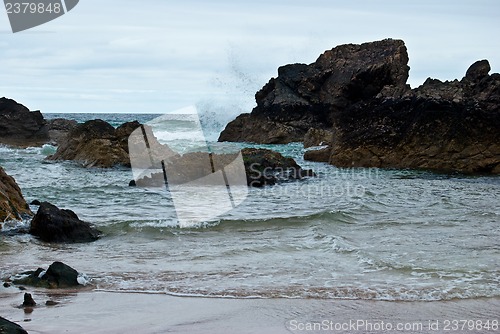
top-left (0, 0), bottom-right (498, 115)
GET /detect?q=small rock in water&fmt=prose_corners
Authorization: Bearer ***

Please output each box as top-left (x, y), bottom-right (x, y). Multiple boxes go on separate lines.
top-left (22, 293), bottom-right (36, 307)
top-left (3, 282), bottom-right (11, 288)
top-left (30, 199), bottom-right (41, 206)
top-left (45, 300), bottom-right (58, 306)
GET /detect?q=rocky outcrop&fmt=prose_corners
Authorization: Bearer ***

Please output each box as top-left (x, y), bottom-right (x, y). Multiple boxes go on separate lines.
top-left (0, 166), bottom-right (32, 224)
top-left (0, 316), bottom-right (28, 334)
top-left (47, 120), bottom-right (142, 168)
top-left (131, 148), bottom-right (314, 188)
top-left (241, 148), bottom-right (314, 187)
top-left (324, 60), bottom-right (500, 173)
top-left (29, 202), bottom-right (100, 243)
top-left (219, 39), bottom-right (409, 144)
top-left (220, 39), bottom-right (500, 174)
top-left (0, 97), bottom-right (49, 147)
top-left (12, 261), bottom-right (82, 288)
top-left (46, 118), bottom-right (78, 146)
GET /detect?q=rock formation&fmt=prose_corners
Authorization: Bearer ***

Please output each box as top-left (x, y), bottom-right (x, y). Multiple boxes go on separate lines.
top-left (0, 166), bottom-right (32, 223)
top-left (29, 202), bottom-right (100, 243)
top-left (219, 39), bottom-right (500, 174)
top-left (12, 261), bottom-right (82, 288)
top-left (219, 39), bottom-right (409, 144)
top-left (0, 97), bottom-right (49, 147)
top-left (131, 148), bottom-right (314, 188)
top-left (47, 119), bottom-right (142, 168)
top-left (326, 62), bottom-right (500, 173)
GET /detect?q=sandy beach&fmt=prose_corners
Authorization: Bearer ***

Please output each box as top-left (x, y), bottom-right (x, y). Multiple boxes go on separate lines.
top-left (1, 286), bottom-right (499, 334)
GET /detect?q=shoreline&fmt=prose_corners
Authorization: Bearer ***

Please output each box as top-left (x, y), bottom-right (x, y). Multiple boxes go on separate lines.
top-left (1, 289), bottom-right (498, 333)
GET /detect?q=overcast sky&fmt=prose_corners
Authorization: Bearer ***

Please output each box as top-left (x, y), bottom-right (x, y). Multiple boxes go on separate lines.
top-left (0, 0), bottom-right (499, 117)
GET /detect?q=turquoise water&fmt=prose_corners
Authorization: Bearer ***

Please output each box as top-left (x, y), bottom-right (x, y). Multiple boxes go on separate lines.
top-left (0, 113), bottom-right (499, 301)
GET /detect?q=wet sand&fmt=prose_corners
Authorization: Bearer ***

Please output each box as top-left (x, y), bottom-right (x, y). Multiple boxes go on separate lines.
top-left (0, 288), bottom-right (498, 333)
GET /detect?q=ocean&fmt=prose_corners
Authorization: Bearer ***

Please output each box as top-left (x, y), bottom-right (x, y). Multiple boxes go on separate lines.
top-left (0, 113), bottom-right (499, 302)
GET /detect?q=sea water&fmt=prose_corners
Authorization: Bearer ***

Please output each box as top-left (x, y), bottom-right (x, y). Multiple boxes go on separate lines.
top-left (0, 113), bottom-right (499, 301)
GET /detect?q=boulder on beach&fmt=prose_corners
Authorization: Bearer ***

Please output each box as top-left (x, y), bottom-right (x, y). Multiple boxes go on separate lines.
top-left (0, 97), bottom-right (49, 147)
top-left (0, 316), bottom-right (28, 334)
top-left (12, 261), bottom-right (81, 289)
top-left (47, 119), bottom-right (142, 168)
top-left (0, 166), bottom-right (32, 224)
top-left (219, 39), bottom-right (500, 174)
top-left (29, 202), bottom-right (100, 243)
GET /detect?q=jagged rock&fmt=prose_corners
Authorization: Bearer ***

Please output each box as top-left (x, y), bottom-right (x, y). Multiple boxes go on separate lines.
top-left (0, 166), bottom-right (32, 223)
top-left (465, 59), bottom-right (491, 82)
top-left (0, 316), bottom-right (28, 334)
top-left (46, 118), bottom-right (78, 146)
top-left (29, 202), bottom-right (100, 243)
top-left (220, 39), bottom-right (500, 174)
top-left (47, 120), bottom-right (142, 168)
top-left (328, 60), bottom-right (500, 173)
top-left (13, 261), bottom-right (80, 288)
top-left (220, 39), bottom-right (409, 144)
top-left (0, 97), bottom-right (49, 147)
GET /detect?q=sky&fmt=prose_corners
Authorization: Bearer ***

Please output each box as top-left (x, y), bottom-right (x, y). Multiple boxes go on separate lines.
top-left (0, 0), bottom-right (499, 118)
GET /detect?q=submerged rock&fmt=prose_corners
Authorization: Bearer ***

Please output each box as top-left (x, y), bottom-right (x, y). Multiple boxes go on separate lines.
top-left (0, 97), bottom-right (49, 147)
top-left (220, 39), bottom-right (500, 174)
top-left (0, 166), bottom-right (32, 224)
top-left (29, 202), bottom-right (100, 243)
top-left (132, 148), bottom-right (314, 188)
top-left (0, 316), bottom-right (28, 334)
top-left (47, 119), bottom-right (142, 168)
top-left (13, 261), bottom-right (80, 289)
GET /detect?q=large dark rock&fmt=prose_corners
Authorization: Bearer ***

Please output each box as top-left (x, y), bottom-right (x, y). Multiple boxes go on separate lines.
top-left (0, 166), bottom-right (32, 224)
top-left (220, 39), bottom-right (500, 174)
top-left (12, 261), bottom-right (80, 288)
top-left (327, 61), bottom-right (500, 173)
top-left (0, 97), bottom-right (49, 147)
top-left (0, 316), bottom-right (28, 334)
top-left (220, 39), bottom-right (409, 144)
top-left (47, 119), bottom-right (142, 167)
top-left (29, 202), bottom-right (100, 243)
